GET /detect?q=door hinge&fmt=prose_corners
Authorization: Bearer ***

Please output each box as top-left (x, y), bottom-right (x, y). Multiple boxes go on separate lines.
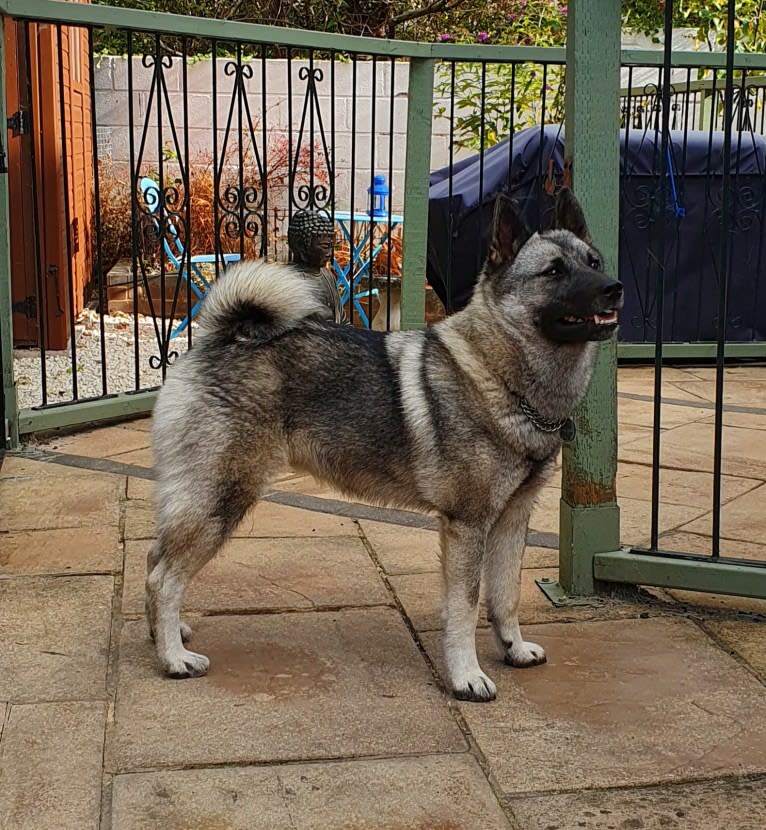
top-left (7, 109), bottom-right (30, 136)
top-left (12, 295), bottom-right (37, 319)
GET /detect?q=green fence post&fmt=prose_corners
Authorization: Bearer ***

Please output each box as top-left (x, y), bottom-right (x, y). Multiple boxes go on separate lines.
top-left (558, 0), bottom-right (622, 595)
top-left (0, 14), bottom-right (19, 448)
top-left (400, 57), bottom-right (434, 331)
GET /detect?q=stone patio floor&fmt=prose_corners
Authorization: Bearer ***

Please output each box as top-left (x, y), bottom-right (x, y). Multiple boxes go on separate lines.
top-left (2, 365), bottom-right (766, 829)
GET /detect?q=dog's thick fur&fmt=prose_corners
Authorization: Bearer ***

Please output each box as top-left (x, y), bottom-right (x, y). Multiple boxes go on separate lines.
top-left (147, 189), bottom-right (623, 702)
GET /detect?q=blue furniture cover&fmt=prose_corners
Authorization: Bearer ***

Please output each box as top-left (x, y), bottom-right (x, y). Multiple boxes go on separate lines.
top-left (427, 125), bottom-right (766, 343)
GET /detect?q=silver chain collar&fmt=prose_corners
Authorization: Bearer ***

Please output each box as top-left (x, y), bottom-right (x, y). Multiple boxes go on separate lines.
top-left (517, 396), bottom-right (577, 442)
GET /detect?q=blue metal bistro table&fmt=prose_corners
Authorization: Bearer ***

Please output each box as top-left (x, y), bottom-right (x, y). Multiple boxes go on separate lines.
top-left (332, 210), bottom-right (404, 327)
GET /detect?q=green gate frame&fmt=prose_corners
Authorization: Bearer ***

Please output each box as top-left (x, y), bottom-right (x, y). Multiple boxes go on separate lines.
top-left (1, 0), bottom-right (766, 599)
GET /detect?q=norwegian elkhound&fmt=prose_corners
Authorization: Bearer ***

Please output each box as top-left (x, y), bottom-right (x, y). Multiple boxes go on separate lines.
top-left (147, 188), bottom-right (623, 702)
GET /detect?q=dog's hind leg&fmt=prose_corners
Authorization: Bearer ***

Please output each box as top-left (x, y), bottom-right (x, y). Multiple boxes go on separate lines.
top-left (484, 489), bottom-right (547, 669)
top-left (440, 518), bottom-right (496, 702)
top-left (146, 476), bottom-right (260, 678)
top-left (146, 524), bottom-right (223, 678)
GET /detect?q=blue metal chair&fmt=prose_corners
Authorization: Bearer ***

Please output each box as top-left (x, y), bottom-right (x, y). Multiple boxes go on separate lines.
top-left (139, 177), bottom-right (241, 338)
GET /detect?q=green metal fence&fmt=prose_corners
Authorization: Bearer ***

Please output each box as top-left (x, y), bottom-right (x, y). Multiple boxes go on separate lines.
top-left (1, 0), bottom-right (765, 602)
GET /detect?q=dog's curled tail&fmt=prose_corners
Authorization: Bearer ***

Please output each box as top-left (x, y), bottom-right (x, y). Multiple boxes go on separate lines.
top-left (196, 259), bottom-right (330, 344)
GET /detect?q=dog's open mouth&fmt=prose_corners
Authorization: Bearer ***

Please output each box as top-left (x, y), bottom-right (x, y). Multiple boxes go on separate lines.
top-left (560, 310), bottom-right (619, 327)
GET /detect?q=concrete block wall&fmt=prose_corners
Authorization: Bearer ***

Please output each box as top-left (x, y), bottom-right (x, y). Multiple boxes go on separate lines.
top-left (93, 56), bottom-right (464, 217)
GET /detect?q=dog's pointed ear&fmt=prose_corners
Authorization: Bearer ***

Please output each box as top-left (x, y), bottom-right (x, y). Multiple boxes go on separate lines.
top-left (486, 195), bottom-right (531, 272)
top-left (554, 187), bottom-right (592, 244)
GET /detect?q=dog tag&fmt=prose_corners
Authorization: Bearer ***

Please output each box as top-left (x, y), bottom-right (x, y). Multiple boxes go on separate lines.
top-left (559, 418), bottom-right (577, 442)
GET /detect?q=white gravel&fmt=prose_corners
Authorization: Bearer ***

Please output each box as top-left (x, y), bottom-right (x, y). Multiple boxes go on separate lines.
top-left (13, 308), bottom-right (191, 410)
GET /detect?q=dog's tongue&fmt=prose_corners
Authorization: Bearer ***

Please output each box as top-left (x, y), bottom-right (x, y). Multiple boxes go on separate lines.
top-left (593, 311), bottom-right (618, 325)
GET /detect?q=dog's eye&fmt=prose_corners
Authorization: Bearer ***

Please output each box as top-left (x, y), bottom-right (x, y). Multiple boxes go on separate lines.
top-left (543, 265), bottom-right (561, 277)
top-left (588, 256), bottom-right (601, 271)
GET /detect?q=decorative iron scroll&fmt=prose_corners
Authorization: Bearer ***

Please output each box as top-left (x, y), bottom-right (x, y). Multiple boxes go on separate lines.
top-left (290, 65), bottom-right (333, 212)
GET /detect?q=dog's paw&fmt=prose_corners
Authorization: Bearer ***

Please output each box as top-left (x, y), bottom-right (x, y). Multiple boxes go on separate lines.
top-left (148, 620), bottom-right (193, 643)
top-left (505, 640), bottom-right (547, 668)
top-left (452, 670), bottom-right (497, 703)
top-left (163, 649), bottom-right (210, 679)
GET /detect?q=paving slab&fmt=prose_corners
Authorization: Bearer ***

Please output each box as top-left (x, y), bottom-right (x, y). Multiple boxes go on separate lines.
top-left (107, 446), bottom-right (154, 468)
top-left (617, 396), bottom-right (711, 429)
top-left (0, 473), bottom-right (122, 531)
top-left (509, 776), bottom-right (766, 830)
top-left (124, 416), bottom-right (153, 432)
top-left (672, 378), bottom-right (766, 407)
top-left (0, 576), bottom-right (113, 702)
top-left (666, 589), bottom-right (766, 616)
top-left (679, 483), bottom-right (766, 541)
top-left (681, 366), bottom-right (766, 381)
top-left (0, 526), bottom-right (120, 575)
top-left (390, 568), bottom-right (651, 633)
top-left (127, 476), bottom-right (154, 500)
top-left (700, 409), bottom-right (766, 430)
top-left (359, 523), bottom-right (557, 575)
top-left (124, 498), bottom-right (359, 540)
top-left (44, 424), bottom-right (151, 459)
top-left (422, 617), bottom-right (766, 793)
top-left (358, 519), bottom-right (441, 574)
top-left (616, 462), bottom-right (759, 507)
top-left (617, 423), bottom-right (654, 453)
top-left (271, 473), bottom-right (354, 501)
top-left (618, 366), bottom-right (701, 386)
top-left (0, 701), bottom-right (106, 830)
top-left (703, 619), bottom-right (766, 679)
top-left (530, 485), bottom-right (697, 540)
top-left (0, 455), bottom-right (83, 479)
top-left (111, 754), bottom-right (512, 830)
top-left (522, 545), bottom-right (558, 568)
top-left (122, 536), bottom-right (390, 615)
top-left (619, 421), bottom-right (766, 478)
top-left (529, 486), bottom-right (560, 535)
top-left (109, 609), bottom-right (464, 771)
top-left (655, 530), bottom-right (766, 561)
top-left (619, 496), bottom-right (709, 548)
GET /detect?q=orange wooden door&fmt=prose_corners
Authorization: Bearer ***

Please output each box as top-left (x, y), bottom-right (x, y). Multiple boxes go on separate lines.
top-left (4, 19), bottom-right (40, 346)
top-left (5, 10), bottom-right (93, 350)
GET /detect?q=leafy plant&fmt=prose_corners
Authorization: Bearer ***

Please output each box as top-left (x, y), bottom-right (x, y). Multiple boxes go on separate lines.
top-left (435, 61), bottom-right (565, 151)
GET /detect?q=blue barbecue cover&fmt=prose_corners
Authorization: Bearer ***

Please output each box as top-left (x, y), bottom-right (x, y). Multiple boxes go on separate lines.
top-left (426, 124), bottom-right (766, 342)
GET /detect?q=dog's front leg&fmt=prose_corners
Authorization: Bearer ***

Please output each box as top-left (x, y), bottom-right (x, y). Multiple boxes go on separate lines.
top-left (440, 518), bottom-right (496, 702)
top-left (484, 493), bottom-right (547, 668)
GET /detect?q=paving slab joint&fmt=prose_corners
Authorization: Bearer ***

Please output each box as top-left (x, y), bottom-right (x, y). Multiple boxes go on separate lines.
top-left (355, 522), bottom-right (523, 830)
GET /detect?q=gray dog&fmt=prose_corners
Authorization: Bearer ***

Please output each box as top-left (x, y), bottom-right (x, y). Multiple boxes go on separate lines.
top-left (147, 188), bottom-right (623, 702)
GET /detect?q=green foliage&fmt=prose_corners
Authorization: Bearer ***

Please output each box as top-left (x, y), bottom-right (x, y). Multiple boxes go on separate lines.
top-left (623, 1), bottom-right (766, 53)
top-left (432, 1), bottom-right (567, 151)
top-left (435, 62), bottom-right (565, 150)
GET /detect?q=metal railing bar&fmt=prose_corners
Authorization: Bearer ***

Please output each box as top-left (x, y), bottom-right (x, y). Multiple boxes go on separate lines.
top-left (55, 23), bottom-right (79, 400)
top-left (384, 56), bottom-right (395, 331)
top-left (621, 48), bottom-right (766, 70)
top-left (649, 1), bottom-right (675, 549)
top-left (16, 389), bottom-right (157, 434)
top-left (595, 548), bottom-right (766, 600)
top-left (126, 30), bottom-right (141, 392)
top-left (87, 25), bottom-right (108, 397)
top-left (711, 1), bottom-right (737, 559)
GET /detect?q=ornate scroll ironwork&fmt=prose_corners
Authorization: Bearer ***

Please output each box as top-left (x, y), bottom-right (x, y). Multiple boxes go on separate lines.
top-left (290, 65), bottom-right (334, 212)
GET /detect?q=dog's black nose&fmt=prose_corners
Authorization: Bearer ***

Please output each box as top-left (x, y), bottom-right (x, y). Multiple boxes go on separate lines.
top-left (603, 280), bottom-right (623, 301)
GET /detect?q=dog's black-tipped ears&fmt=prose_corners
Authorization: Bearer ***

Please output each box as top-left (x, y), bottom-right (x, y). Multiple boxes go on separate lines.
top-left (486, 195), bottom-right (532, 272)
top-left (554, 187), bottom-right (592, 244)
